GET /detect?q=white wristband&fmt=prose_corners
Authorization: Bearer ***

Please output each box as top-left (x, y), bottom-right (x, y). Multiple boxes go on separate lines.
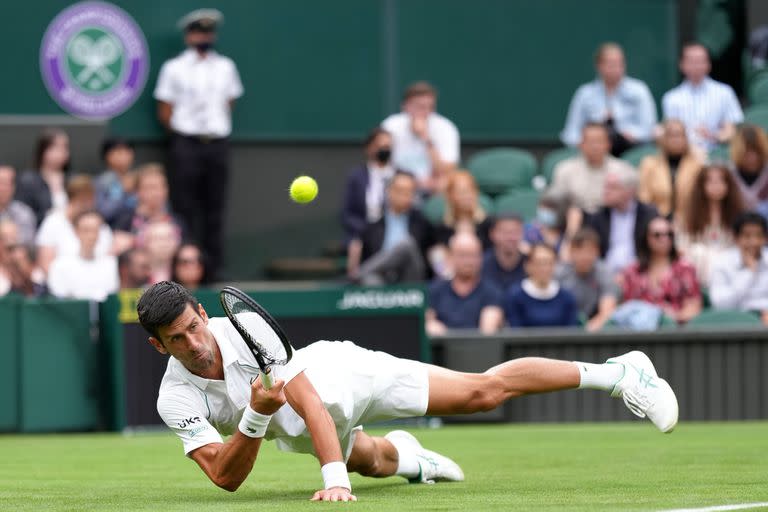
top-left (321, 461), bottom-right (351, 491)
top-left (238, 406), bottom-right (271, 438)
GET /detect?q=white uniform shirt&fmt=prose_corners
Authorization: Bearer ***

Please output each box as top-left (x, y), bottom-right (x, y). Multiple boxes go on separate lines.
top-left (47, 254), bottom-right (118, 301)
top-left (35, 211), bottom-right (113, 258)
top-left (662, 77), bottom-right (743, 152)
top-left (381, 112), bottom-right (460, 182)
top-left (154, 49), bottom-right (244, 137)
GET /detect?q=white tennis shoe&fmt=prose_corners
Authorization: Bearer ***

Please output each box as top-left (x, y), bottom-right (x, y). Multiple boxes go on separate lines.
top-left (384, 430), bottom-right (465, 484)
top-left (606, 351), bottom-right (679, 433)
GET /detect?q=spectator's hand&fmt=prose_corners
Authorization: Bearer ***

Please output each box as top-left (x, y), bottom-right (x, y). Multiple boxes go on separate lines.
top-left (426, 319), bottom-right (448, 337)
top-left (586, 317), bottom-right (605, 332)
top-left (695, 125), bottom-right (715, 141)
top-left (249, 376), bottom-right (286, 416)
top-left (411, 115), bottom-right (429, 141)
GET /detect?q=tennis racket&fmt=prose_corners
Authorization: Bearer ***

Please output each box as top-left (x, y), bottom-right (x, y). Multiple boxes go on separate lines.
top-left (219, 286), bottom-right (293, 389)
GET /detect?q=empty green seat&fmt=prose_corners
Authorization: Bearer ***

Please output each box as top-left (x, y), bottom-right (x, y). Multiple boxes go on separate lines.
top-left (744, 105), bottom-right (768, 133)
top-left (685, 309), bottom-right (762, 327)
top-left (540, 147), bottom-right (579, 183)
top-left (749, 72), bottom-right (768, 105)
top-left (466, 148), bottom-right (537, 196)
top-left (620, 144), bottom-right (658, 168)
top-left (421, 193), bottom-right (494, 224)
top-left (707, 144), bottom-right (730, 164)
top-left (494, 189), bottom-right (540, 221)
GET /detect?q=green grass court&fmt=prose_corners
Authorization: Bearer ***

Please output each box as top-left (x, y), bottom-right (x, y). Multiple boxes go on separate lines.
top-left (3, 422), bottom-right (767, 511)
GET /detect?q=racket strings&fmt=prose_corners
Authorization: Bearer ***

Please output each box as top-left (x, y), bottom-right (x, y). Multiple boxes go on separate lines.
top-left (221, 292), bottom-right (290, 365)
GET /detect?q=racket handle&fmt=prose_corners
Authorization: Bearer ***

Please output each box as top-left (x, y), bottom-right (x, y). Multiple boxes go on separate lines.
top-left (261, 369), bottom-right (274, 390)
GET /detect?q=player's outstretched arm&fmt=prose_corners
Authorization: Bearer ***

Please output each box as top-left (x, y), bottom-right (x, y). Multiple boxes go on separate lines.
top-left (189, 377), bottom-right (287, 492)
top-left (284, 372), bottom-right (357, 502)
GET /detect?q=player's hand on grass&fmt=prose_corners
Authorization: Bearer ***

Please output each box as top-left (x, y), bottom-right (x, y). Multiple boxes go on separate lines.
top-left (250, 376), bottom-right (286, 415)
top-left (310, 487), bottom-right (357, 502)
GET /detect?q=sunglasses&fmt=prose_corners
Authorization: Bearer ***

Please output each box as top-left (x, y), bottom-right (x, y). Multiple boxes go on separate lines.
top-left (650, 231), bottom-right (673, 239)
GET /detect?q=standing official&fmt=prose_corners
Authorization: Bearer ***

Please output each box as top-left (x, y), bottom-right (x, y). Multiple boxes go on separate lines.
top-left (154, 9), bottom-right (243, 279)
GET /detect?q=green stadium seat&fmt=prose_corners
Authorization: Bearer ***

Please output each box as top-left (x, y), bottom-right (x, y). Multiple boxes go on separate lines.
top-left (685, 309), bottom-right (762, 327)
top-left (749, 72), bottom-right (768, 105)
top-left (540, 147), bottom-right (579, 183)
top-left (494, 189), bottom-right (540, 221)
top-left (421, 193), bottom-right (494, 225)
top-left (707, 144), bottom-right (730, 163)
top-left (620, 144), bottom-right (658, 168)
top-left (466, 148), bottom-right (537, 196)
top-left (744, 105), bottom-right (768, 133)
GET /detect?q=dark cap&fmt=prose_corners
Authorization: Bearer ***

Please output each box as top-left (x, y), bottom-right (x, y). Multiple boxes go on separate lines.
top-left (177, 9), bottom-right (223, 33)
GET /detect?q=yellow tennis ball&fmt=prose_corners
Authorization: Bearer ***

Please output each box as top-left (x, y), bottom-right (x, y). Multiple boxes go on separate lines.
top-left (289, 176), bottom-right (318, 203)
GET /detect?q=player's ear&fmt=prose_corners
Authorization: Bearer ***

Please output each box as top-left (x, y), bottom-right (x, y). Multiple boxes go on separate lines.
top-left (198, 303), bottom-right (209, 324)
top-left (148, 336), bottom-right (168, 355)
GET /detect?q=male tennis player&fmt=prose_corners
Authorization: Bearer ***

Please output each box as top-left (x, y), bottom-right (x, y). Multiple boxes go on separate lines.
top-left (138, 281), bottom-right (678, 502)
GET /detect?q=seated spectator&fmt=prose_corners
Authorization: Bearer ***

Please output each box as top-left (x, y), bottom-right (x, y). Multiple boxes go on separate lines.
top-left (118, 248), bottom-right (151, 289)
top-left (433, 171), bottom-right (492, 248)
top-left (482, 213), bottom-right (526, 291)
top-left (171, 243), bottom-right (207, 291)
top-left (96, 137), bottom-right (137, 228)
top-left (662, 43), bottom-right (743, 152)
top-left (47, 211), bottom-right (118, 301)
top-left (0, 165), bottom-right (36, 244)
top-left (35, 174), bottom-right (113, 273)
top-left (550, 122), bottom-right (636, 215)
top-left (522, 190), bottom-right (569, 256)
top-left (729, 124), bottom-right (768, 210)
top-left (584, 168), bottom-right (658, 274)
top-left (709, 212), bottom-right (768, 325)
top-left (637, 119), bottom-right (704, 217)
top-left (341, 127), bottom-right (395, 243)
top-left (561, 42), bottom-right (657, 156)
top-left (348, 172), bottom-right (432, 285)
top-left (425, 232), bottom-right (504, 336)
top-left (676, 164), bottom-right (745, 286)
top-left (114, 163), bottom-right (184, 253)
top-left (556, 228), bottom-right (620, 332)
top-left (505, 243), bottom-right (579, 328)
top-left (0, 229), bottom-right (10, 296)
top-left (7, 244), bottom-right (47, 298)
top-left (144, 220), bottom-right (182, 284)
top-left (621, 216), bottom-right (702, 324)
top-left (382, 81), bottom-right (459, 193)
top-left (16, 128), bottom-right (70, 223)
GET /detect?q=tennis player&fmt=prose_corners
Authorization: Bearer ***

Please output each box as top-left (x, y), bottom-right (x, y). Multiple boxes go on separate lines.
top-left (138, 281), bottom-right (678, 502)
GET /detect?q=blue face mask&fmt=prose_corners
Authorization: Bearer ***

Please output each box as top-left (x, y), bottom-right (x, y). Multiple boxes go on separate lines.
top-left (536, 208), bottom-right (558, 227)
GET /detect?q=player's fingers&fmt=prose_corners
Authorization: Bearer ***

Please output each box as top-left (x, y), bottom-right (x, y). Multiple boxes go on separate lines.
top-left (270, 379), bottom-right (286, 393)
top-left (310, 490), bottom-right (323, 501)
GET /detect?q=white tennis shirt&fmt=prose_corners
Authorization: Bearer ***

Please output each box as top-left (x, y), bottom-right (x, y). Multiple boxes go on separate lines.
top-left (154, 49), bottom-right (244, 138)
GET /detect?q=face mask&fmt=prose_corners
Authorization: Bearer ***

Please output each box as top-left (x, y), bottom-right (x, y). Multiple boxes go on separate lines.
top-left (193, 42), bottom-right (214, 53)
top-left (536, 208), bottom-right (558, 227)
top-left (375, 148), bottom-right (392, 165)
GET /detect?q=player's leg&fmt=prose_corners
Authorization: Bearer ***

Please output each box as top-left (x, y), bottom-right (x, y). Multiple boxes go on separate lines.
top-left (425, 351), bottom-right (678, 432)
top-left (345, 431), bottom-right (399, 478)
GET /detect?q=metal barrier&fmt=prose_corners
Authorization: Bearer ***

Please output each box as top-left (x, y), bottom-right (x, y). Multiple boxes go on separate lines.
top-left (431, 327), bottom-right (768, 423)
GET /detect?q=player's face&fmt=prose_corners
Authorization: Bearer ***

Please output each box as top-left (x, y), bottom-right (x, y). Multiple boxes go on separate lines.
top-left (150, 304), bottom-right (219, 375)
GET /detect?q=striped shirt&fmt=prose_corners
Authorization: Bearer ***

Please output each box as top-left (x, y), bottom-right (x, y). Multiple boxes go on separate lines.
top-left (561, 77), bottom-right (658, 146)
top-left (662, 77), bottom-right (743, 152)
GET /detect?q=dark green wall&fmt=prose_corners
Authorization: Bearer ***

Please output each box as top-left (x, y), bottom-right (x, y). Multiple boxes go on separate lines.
top-left (4, 0), bottom-right (678, 141)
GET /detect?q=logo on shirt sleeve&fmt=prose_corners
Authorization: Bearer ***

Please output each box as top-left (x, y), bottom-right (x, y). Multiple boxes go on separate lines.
top-left (177, 416), bottom-right (201, 429)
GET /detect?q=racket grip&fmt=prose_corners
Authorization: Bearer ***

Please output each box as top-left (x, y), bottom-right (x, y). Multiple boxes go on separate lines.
top-left (261, 369), bottom-right (274, 390)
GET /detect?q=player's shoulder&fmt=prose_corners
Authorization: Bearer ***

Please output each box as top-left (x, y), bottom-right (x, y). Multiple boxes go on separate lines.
top-left (157, 361), bottom-right (204, 412)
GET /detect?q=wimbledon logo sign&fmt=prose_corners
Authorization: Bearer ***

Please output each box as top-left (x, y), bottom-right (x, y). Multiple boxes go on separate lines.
top-left (40, 1), bottom-right (149, 120)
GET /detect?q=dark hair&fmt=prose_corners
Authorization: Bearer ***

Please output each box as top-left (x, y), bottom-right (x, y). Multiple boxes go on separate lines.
top-left (733, 211), bottom-right (768, 237)
top-left (33, 128), bottom-right (70, 172)
top-left (171, 243), bottom-right (208, 285)
top-left (72, 209), bottom-right (103, 229)
top-left (636, 216), bottom-right (679, 272)
top-left (528, 242), bottom-right (557, 260)
top-left (571, 227), bottom-right (601, 248)
top-left (402, 81), bottom-right (437, 102)
top-left (100, 137), bottom-right (134, 161)
top-left (683, 164), bottom-right (745, 237)
top-left (681, 41), bottom-right (710, 60)
top-left (363, 127), bottom-right (390, 147)
top-left (490, 212), bottom-right (524, 229)
top-left (137, 281), bottom-right (199, 340)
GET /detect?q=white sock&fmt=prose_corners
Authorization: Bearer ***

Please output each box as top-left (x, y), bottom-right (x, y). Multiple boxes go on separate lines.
top-left (574, 361), bottom-right (625, 392)
top-left (387, 438), bottom-right (420, 479)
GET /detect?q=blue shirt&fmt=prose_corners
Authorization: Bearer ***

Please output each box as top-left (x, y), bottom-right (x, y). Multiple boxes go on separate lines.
top-left (504, 285), bottom-right (579, 328)
top-left (561, 77), bottom-right (657, 146)
top-left (428, 279), bottom-right (504, 329)
top-left (481, 249), bottom-right (526, 291)
top-left (381, 210), bottom-right (409, 252)
top-left (662, 77), bottom-right (743, 151)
